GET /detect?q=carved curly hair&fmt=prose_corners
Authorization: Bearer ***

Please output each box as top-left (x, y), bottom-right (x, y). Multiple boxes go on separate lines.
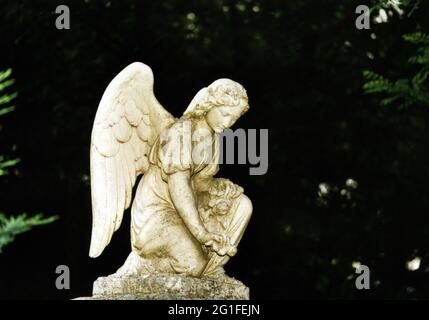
top-left (183, 78), bottom-right (249, 118)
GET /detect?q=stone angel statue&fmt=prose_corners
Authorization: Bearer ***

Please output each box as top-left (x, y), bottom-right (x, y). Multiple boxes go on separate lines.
top-left (89, 62), bottom-right (252, 279)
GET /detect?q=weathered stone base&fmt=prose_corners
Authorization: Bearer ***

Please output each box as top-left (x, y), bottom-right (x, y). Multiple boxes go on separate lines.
top-left (76, 274), bottom-right (249, 300)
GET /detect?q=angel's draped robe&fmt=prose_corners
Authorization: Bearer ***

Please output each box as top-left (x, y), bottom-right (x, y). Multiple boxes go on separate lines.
top-left (129, 118), bottom-right (251, 276)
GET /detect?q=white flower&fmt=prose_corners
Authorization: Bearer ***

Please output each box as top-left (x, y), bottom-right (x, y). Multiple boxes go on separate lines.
top-left (346, 178), bottom-right (358, 189)
top-left (406, 257), bottom-right (421, 271)
top-left (375, 9), bottom-right (388, 24)
top-left (318, 183), bottom-right (329, 196)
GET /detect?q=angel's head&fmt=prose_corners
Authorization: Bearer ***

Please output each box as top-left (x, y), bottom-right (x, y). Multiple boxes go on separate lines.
top-left (183, 79), bottom-right (249, 132)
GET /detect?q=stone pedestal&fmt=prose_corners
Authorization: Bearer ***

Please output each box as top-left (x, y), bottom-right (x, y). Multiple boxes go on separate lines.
top-left (76, 274), bottom-right (249, 300)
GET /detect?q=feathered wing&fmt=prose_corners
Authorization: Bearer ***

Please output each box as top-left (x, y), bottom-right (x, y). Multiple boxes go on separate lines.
top-left (89, 62), bottom-right (175, 258)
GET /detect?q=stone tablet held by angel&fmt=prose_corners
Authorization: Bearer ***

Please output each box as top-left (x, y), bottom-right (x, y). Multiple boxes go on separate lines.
top-left (89, 62), bottom-right (252, 278)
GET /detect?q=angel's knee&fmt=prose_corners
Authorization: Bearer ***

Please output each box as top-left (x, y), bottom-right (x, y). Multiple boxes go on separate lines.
top-left (237, 194), bottom-right (252, 222)
top-left (226, 194), bottom-right (252, 246)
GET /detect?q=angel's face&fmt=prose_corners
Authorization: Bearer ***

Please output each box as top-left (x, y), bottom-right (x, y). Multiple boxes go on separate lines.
top-left (206, 104), bottom-right (246, 133)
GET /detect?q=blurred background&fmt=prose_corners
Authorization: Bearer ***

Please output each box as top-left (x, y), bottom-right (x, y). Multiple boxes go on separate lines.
top-left (0, 0), bottom-right (429, 299)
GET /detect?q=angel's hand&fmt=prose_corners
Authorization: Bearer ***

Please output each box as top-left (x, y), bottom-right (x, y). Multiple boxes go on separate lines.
top-left (210, 242), bottom-right (237, 257)
top-left (198, 232), bottom-right (227, 246)
top-left (201, 232), bottom-right (236, 256)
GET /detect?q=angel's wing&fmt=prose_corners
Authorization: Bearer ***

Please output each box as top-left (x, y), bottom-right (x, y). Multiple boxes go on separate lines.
top-left (89, 62), bottom-right (175, 258)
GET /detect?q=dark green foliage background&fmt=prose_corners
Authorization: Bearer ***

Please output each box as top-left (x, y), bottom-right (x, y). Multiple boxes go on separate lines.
top-left (0, 0), bottom-right (429, 299)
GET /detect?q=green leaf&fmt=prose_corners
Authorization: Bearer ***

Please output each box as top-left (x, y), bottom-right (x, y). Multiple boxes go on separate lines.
top-left (0, 69), bottom-right (12, 82)
top-left (0, 214), bottom-right (59, 253)
top-left (0, 158), bottom-right (20, 176)
top-left (0, 79), bottom-right (15, 92)
top-left (0, 105), bottom-right (15, 117)
top-left (403, 32), bottom-right (429, 44)
top-left (0, 92), bottom-right (18, 105)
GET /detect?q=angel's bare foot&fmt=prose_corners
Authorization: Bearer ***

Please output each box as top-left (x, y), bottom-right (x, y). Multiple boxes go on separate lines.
top-left (110, 251), bottom-right (153, 278)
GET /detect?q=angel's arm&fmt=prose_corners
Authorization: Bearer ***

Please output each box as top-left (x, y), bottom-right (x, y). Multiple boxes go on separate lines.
top-left (168, 170), bottom-right (208, 241)
top-left (168, 170), bottom-right (226, 246)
